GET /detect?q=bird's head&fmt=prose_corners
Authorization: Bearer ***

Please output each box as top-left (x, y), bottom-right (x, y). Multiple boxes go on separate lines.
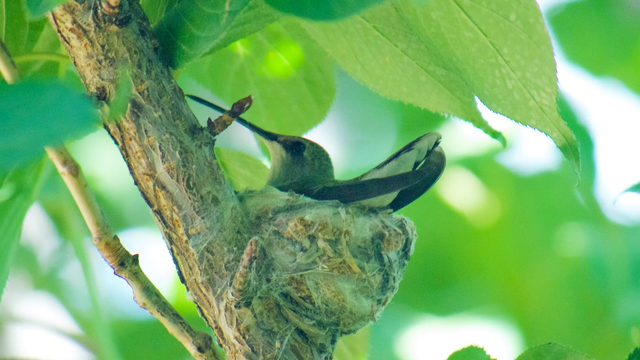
top-left (235, 119), bottom-right (335, 194)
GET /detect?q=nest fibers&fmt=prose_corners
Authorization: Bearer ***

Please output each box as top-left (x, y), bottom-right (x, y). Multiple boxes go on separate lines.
top-left (212, 187), bottom-right (418, 358)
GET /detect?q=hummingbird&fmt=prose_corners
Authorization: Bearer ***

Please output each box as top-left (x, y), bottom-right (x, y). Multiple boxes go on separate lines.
top-left (187, 95), bottom-right (446, 212)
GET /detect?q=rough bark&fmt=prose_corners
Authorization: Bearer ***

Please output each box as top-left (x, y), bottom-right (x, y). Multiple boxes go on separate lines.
top-left (49, 1), bottom-right (417, 359)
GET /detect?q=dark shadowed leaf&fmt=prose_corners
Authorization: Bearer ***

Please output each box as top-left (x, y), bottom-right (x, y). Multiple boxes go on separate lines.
top-left (153, 0), bottom-right (249, 68)
top-left (0, 80), bottom-right (99, 170)
top-left (265, 0), bottom-right (384, 20)
top-left (204, 0), bottom-right (281, 56)
top-left (516, 343), bottom-right (593, 360)
top-left (447, 346), bottom-right (492, 360)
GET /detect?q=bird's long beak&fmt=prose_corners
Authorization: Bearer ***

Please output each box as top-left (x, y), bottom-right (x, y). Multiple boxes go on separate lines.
top-left (234, 118), bottom-right (279, 142)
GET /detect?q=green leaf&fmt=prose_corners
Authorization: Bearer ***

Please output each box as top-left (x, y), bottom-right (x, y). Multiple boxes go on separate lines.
top-left (203, 0), bottom-right (281, 56)
top-left (23, 17), bottom-right (46, 53)
top-left (516, 343), bottom-right (593, 360)
top-left (184, 19), bottom-right (335, 136)
top-left (628, 348), bottom-right (640, 360)
top-left (334, 326), bottom-right (370, 360)
top-left (0, 159), bottom-right (45, 301)
top-left (23, 0), bottom-right (67, 19)
top-left (549, 0), bottom-right (640, 94)
top-left (2, 0), bottom-right (29, 56)
top-left (298, 2), bottom-right (505, 145)
top-left (300, 0), bottom-right (581, 175)
top-left (14, 19), bottom-right (65, 78)
top-left (153, 0), bottom-right (250, 68)
top-left (140, 0), bottom-right (175, 27)
top-left (0, 80), bottom-right (100, 170)
top-left (447, 346), bottom-right (492, 360)
top-left (422, 0), bottom-right (579, 175)
top-left (215, 147), bottom-right (269, 190)
top-left (0, 0), bottom-right (3, 42)
top-left (265, 0), bottom-right (384, 20)
top-left (623, 182), bottom-right (640, 194)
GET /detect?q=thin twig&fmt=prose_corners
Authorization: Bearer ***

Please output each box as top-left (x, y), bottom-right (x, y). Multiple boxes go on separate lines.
top-left (0, 37), bottom-right (220, 360)
top-left (45, 147), bottom-right (220, 360)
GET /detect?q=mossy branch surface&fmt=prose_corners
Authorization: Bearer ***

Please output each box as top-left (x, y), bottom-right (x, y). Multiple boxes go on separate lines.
top-left (49, 1), bottom-right (417, 359)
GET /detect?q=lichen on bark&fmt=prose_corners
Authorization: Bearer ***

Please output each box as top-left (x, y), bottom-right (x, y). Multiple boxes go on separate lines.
top-left (49, 1), bottom-right (418, 358)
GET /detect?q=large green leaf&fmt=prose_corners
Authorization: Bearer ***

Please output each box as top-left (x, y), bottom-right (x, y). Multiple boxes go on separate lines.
top-left (549, 0), bottom-right (640, 94)
top-left (0, 159), bottom-right (45, 301)
top-left (422, 0), bottom-right (579, 175)
top-left (298, 2), bottom-right (504, 145)
top-left (0, 80), bottom-right (100, 170)
top-left (153, 0), bottom-right (250, 68)
top-left (516, 343), bottom-right (593, 360)
top-left (183, 19), bottom-right (335, 136)
top-left (300, 0), bottom-right (580, 175)
top-left (265, 0), bottom-right (384, 20)
top-left (447, 346), bottom-right (492, 360)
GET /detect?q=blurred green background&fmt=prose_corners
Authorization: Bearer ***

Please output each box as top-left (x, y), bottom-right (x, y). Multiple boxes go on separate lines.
top-left (2, 0), bottom-right (640, 359)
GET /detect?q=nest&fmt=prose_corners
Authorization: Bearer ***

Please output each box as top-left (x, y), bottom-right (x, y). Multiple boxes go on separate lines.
top-left (231, 188), bottom-right (417, 358)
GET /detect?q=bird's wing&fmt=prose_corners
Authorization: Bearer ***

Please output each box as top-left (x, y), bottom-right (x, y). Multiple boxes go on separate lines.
top-left (308, 146), bottom-right (445, 205)
top-left (355, 132), bottom-right (441, 181)
top-left (388, 146), bottom-right (445, 211)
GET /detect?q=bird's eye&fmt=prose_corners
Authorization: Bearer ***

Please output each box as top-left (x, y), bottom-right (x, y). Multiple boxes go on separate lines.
top-left (291, 141), bottom-right (306, 154)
